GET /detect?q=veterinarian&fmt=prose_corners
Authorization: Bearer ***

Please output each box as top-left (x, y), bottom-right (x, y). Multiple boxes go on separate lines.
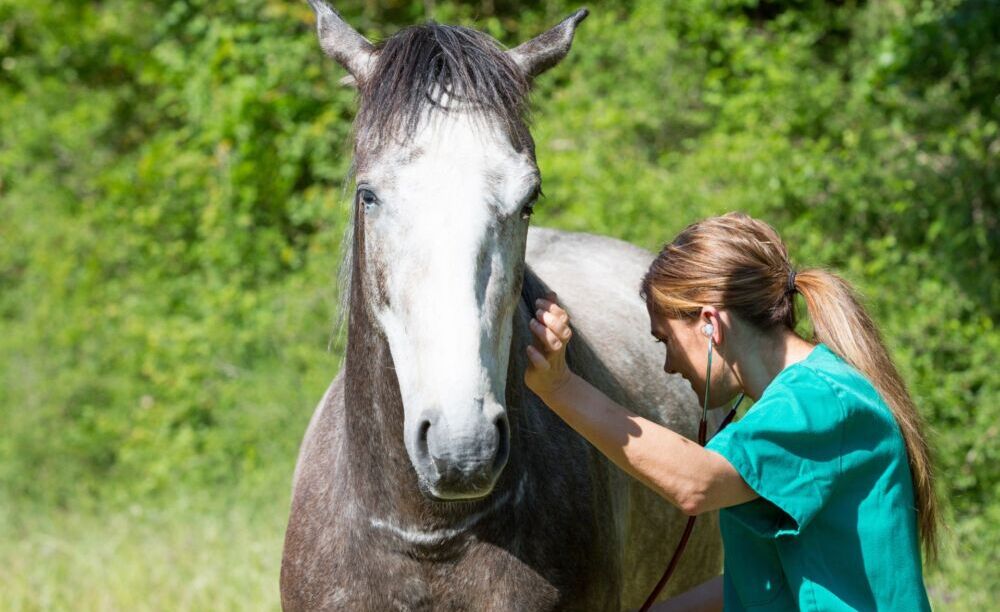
top-left (524, 212), bottom-right (936, 611)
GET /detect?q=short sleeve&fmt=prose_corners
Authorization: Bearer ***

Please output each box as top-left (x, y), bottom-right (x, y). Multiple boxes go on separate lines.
top-left (706, 366), bottom-right (845, 538)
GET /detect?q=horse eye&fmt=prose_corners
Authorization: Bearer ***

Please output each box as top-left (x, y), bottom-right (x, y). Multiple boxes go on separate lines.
top-left (358, 188), bottom-right (379, 212)
top-left (520, 185), bottom-right (542, 220)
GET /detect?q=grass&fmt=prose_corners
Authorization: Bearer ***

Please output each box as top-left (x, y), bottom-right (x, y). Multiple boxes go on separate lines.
top-left (0, 496), bottom-right (287, 611)
top-left (1, 494), bottom-right (995, 610)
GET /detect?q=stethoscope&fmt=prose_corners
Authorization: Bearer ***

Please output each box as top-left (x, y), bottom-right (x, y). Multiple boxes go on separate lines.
top-left (638, 322), bottom-right (746, 611)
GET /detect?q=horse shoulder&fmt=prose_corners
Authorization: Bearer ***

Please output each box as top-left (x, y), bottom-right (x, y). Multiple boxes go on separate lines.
top-left (289, 371), bottom-right (345, 494)
top-left (281, 371), bottom-right (358, 609)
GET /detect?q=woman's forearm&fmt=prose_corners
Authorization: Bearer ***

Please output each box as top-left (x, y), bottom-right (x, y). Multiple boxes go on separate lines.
top-left (537, 373), bottom-right (755, 514)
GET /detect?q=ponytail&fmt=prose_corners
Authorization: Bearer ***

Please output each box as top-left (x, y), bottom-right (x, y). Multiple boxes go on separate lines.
top-left (795, 268), bottom-right (939, 559)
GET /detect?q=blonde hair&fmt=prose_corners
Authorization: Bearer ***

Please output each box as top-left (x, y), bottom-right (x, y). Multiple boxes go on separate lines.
top-left (640, 212), bottom-right (939, 558)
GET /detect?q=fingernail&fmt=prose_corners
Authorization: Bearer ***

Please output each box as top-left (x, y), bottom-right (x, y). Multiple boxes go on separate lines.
top-left (553, 341), bottom-right (562, 348)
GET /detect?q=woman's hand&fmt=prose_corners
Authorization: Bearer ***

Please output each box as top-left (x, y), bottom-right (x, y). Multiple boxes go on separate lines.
top-left (524, 292), bottom-right (575, 398)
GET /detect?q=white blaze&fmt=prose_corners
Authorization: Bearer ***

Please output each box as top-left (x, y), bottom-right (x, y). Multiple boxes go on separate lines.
top-left (359, 110), bottom-right (537, 498)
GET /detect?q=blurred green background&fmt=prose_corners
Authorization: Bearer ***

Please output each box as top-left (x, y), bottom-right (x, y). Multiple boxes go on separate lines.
top-left (1, 0), bottom-right (996, 609)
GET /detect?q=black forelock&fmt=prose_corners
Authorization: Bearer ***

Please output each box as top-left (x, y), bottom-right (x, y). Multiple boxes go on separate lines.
top-left (354, 23), bottom-right (533, 153)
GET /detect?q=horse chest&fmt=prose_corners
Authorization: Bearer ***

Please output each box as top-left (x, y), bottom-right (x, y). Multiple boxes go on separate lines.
top-left (284, 483), bottom-right (619, 611)
top-left (330, 531), bottom-right (617, 611)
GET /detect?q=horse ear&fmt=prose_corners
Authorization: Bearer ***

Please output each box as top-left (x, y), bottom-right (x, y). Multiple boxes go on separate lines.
top-left (307, 0), bottom-right (376, 83)
top-left (507, 8), bottom-right (588, 78)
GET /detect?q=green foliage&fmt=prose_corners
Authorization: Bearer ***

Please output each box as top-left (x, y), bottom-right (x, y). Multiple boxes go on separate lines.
top-left (0, 0), bottom-right (996, 607)
top-left (1, 0), bottom-right (352, 505)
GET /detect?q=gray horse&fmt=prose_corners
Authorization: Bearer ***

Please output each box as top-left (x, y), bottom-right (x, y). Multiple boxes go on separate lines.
top-left (280, 3), bottom-right (722, 609)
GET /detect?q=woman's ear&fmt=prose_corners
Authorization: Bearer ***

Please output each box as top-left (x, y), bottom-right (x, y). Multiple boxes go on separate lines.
top-left (698, 306), bottom-right (723, 346)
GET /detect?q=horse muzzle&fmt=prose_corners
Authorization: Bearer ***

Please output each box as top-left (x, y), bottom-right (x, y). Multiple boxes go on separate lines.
top-left (406, 400), bottom-right (510, 500)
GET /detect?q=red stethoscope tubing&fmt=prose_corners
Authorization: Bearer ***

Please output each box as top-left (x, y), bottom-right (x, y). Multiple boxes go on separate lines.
top-left (637, 390), bottom-right (742, 612)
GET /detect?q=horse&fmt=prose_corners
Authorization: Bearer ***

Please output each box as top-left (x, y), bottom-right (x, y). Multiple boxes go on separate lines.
top-left (280, 3), bottom-right (722, 609)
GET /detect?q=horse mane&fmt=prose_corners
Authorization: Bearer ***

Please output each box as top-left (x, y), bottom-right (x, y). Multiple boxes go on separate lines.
top-left (354, 23), bottom-right (533, 153)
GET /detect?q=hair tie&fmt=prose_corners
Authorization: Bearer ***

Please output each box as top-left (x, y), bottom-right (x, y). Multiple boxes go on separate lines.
top-left (786, 269), bottom-right (797, 295)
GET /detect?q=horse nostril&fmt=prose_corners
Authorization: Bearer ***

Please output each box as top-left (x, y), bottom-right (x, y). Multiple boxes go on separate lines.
top-left (417, 417), bottom-right (451, 478)
top-left (416, 418), bottom-right (431, 457)
top-left (492, 414), bottom-right (510, 473)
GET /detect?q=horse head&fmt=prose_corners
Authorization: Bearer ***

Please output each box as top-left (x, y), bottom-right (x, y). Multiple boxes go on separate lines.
top-left (308, 1), bottom-right (586, 501)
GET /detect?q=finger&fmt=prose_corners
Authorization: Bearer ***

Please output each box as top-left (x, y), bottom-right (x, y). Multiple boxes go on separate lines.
top-left (530, 317), bottom-right (564, 350)
top-left (529, 316), bottom-right (563, 351)
top-left (536, 312), bottom-right (571, 343)
top-left (525, 345), bottom-right (550, 370)
top-left (534, 294), bottom-right (560, 312)
top-left (537, 308), bottom-right (572, 341)
top-left (537, 297), bottom-right (567, 320)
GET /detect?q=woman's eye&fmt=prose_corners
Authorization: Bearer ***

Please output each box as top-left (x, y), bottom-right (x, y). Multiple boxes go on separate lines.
top-left (358, 188), bottom-right (379, 212)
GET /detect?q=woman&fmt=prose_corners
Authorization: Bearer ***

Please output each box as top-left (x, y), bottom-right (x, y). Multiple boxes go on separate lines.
top-left (525, 212), bottom-right (936, 611)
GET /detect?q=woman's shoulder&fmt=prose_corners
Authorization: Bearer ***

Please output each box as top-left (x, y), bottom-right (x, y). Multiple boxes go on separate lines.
top-left (768, 344), bottom-right (898, 433)
top-left (736, 365), bottom-right (839, 443)
top-left (754, 346), bottom-right (843, 408)
top-left (719, 345), bottom-right (903, 471)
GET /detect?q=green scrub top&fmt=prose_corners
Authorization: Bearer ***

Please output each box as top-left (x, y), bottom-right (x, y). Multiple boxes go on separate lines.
top-left (705, 344), bottom-right (930, 611)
